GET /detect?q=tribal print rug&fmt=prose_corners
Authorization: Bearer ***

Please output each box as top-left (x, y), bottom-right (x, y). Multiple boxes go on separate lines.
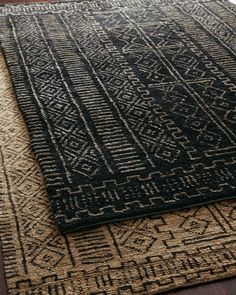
top-left (0, 51), bottom-right (236, 295)
top-left (0, 0), bottom-right (236, 232)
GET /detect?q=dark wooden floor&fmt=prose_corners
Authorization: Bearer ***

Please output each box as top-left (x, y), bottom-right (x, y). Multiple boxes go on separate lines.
top-left (164, 278), bottom-right (236, 295)
top-left (0, 0), bottom-right (235, 294)
top-left (0, 252), bottom-right (8, 295)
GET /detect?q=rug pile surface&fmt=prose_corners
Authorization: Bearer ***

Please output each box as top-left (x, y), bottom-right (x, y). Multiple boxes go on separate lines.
top-left (0, 51), bottom-right (236, 294)
top-left (0, 0), bottom-right (236, 232)
top-left (0, 0), bottom-right (236, 293)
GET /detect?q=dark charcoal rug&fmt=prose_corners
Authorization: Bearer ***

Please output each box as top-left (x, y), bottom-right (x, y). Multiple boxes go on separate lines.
top-left (0, 0), bottom-right (235, 232)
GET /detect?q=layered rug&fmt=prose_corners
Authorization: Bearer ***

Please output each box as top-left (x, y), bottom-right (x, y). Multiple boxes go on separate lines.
top-left (0, 0), bottom-right (236, 232)
top-left (0, 51), bottom-right (236, 294)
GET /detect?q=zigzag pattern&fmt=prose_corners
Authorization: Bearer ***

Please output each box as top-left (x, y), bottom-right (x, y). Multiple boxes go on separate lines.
top-left (0, 0), bottom-right (236, 231)
top-left (0, 0), bottom-right (236, 293)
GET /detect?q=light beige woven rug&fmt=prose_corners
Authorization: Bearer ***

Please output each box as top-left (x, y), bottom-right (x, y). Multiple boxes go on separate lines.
top-left (0, 52), bottom-right (236, 294)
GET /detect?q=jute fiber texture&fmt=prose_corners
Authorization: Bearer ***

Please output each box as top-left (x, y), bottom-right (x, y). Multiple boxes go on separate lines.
top-left (0, 52), bottom-right (236, 294)
top-left (0, 0), bottom-right (236, 232)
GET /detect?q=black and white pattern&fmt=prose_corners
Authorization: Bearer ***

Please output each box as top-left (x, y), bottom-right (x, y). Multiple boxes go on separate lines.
top-left (0, 0), bottom-right (235, 232)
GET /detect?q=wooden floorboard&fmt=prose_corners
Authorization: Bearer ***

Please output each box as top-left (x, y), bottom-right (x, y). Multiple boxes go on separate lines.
top-left (0, 250), bottom-right (8, 295)
top-left (164, 278), bottom-right (236, 295)
top-left (0, 0), bottom-right (235, 293)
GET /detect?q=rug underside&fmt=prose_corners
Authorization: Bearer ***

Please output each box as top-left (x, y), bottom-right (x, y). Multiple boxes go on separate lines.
top-left (0, 51), bottom-right (236, 295)
top-left (0, 0), bottom-right (236, 232)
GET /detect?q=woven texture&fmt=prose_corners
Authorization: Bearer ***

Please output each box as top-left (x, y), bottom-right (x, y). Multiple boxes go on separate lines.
top-left (0, 51), bottom-right (236, 294)
top-left (1, 0), bottom-right (236, 232)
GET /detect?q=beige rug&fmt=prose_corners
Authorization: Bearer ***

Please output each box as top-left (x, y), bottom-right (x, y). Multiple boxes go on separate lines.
top-left (0, 52), bottom-right (236, 294)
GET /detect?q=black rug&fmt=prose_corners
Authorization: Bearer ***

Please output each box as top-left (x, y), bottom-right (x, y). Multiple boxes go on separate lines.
top-left (0, 0), bottom-right (235, 232)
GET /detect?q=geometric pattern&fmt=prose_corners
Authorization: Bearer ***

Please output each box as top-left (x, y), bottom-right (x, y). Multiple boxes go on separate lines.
top-left (0, 50), bottom-right (236, 294)
top-left (0, 0), bottom-right (236, 232)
